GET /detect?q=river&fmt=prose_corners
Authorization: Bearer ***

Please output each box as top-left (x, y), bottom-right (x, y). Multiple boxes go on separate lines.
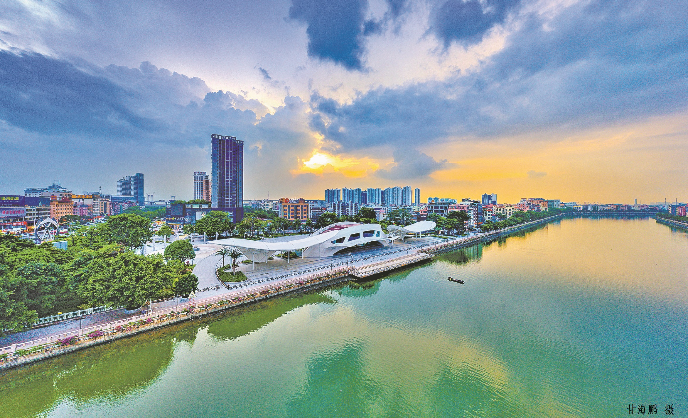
top-left (1, 217), bottom-right (686, 417)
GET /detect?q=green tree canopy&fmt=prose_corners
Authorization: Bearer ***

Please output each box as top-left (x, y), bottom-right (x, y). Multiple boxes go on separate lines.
top-left (15, 262), bottom-right (63, 317)
top-left (123, 206), bottom-right (166, 220)
top-left (175, 271), bottom-right (198, 298)
top-left (355, 207), bottom-right (378, 223)
top-left (386, 208), bottom-right (412, 226)
top-left (157, 225), bottom-right (173, 242)
top-left (0, 272), bottom-right (37, 336)
top-left (164, 240), bottom-right (196, 263)
top-left (194, 211), bottom-right (233, 239)
top-left (103, 213), bottom-right (153, 249)
top-left (236, 214), bottom-right (265, 238)
top-left (243, 207), bottom-right (277, 219)
top-left (315, 212), bottom-right (340, 229)
top-left (78, 252), bottom-right (176, 310)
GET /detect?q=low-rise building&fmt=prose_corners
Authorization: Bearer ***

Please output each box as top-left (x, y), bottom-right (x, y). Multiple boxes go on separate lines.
top-left (50, 198), bottom-right (74, 221)
top-left (279, 198), bottom-right (310, 221)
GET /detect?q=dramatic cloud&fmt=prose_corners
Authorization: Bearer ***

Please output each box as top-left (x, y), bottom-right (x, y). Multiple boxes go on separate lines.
top-left (0, 0), bottom-right (686, 202)
top-left (377, 149), bottom-right (453, 180)
top-left (0, 51), bottom-right (317, 198)
top-left (309, 0), bottom-right (688, 153)
top-left (289, 0), bottom-right (369, 70)
top-left (0, 51), bottom-right (158, 136)
top-left (431, 0), bottom-right (521, 47)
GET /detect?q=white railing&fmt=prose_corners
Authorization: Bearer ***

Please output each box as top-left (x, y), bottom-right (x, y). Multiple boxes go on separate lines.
top-left (33, 306), bottom-right (112, 327)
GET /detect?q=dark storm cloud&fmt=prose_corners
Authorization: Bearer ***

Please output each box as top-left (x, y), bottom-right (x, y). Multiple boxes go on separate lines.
top-left (431, 0), bottom-right (521, 48)
top-left (289, 0), bottom-right (369, 70)
top-left (0, 51), bottom-right (159, 136)
top-left (0, 50), bottom-right (318, 196)
top-left (378, 149), bottom-right (454, 180)
top-left (310, 0), bottom-right (688, 151)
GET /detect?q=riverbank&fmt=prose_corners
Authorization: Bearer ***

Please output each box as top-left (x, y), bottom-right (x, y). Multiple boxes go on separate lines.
top-left (420, 214), bottom-right (564, 255)
top-left (655, 216), bottom-right (688, 231)
top-left (0, 214), bottom-right (563, 370)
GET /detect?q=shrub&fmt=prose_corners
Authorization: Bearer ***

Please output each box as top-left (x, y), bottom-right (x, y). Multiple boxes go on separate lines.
top-left (87, 330), bottom-right (104, 338)
top-left (58, 336), bottom-right (78, 346)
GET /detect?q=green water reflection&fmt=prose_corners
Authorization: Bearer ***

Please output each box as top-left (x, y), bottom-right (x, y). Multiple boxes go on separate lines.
top-left (0, 218), bottom-right (686, 417)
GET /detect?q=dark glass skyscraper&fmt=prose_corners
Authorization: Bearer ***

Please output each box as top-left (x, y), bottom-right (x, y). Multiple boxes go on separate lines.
top-left (211, 134), bottom-right (243, 221)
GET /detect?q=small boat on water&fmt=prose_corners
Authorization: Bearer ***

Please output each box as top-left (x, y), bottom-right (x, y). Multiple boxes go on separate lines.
top-left (448, 277), bottom-right (464, 284)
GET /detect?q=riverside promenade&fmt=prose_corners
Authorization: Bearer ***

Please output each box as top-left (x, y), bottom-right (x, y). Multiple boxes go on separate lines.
top-left (0, 215), bottom-right (561, 370)
top-left (655, 216), bottom-right (688, 231)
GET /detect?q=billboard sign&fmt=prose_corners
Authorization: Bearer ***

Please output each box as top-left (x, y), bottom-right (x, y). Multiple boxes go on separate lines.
top-left (0, 195), bottom-right (25, 207)
top-left (0, 207), bottom-right (27, 218)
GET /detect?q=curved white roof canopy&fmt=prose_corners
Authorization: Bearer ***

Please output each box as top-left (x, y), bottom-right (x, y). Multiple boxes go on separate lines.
top-left (400, 220), bottom-right (436, 233)
top-left (215, 229), bottom-right (340, 252)
top-left (214, 222), bottom-right (388, 262)
top-left (387, 220), bottom-right (436, 240)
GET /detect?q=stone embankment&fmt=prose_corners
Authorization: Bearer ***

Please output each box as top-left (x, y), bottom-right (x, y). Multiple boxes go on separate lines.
top-left (655, 217), bottom-right (688, 231)
top-left (0, 214), bottom-right (563, 370)
top-left (351, 253), bottom-right (433, 278)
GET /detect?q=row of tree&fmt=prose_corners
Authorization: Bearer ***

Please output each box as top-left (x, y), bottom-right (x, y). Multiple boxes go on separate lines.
top-left (479, 209), bottom-right (565, 232)
top-left (656, 212), bottom-right (688, 224)
top-left (0, 214), bottom-right (198, 335)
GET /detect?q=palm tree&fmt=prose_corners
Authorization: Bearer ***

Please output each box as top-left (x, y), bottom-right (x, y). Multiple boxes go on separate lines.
top-left (215, 247), bottom-right (230, 267)
top-left (228, 248), bottom-right (242, 273)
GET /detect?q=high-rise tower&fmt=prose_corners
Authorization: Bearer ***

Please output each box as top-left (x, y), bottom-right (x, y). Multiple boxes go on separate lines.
top-left (194, 171), bottom-right (211, 201)
top-left (211, 134), bottom-right (243, 221)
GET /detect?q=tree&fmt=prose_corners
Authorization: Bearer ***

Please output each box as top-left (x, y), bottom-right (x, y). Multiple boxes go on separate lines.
top-left (228, 248), bottom-right (242, 273)
top-left (355, 207), bottom-right (378, 223)
top-left (158, 225), bottom-right (173, 242)
top-left (0, 272), bottom-right (37, 336)
top-left (386, 208), bottom-right (412, 226)
top-left (272, 217), bottom-right (288, 235)
top-left (79, 252), bottom-right (176, 310)
top-left (447, 211), bottom-right (470, 235)
top-left (243, 207), bottom-right (277, 219)
top-left (15, 262), bottom-right (62, 317)
top-left (175, 271), bottom-right (198, 297)
top-left (194, 211), bottom-right (233, 240)
top-left (236, 214), bottom-right (265, 238)
top-left (122, 206), bottom-right (166, 220)
top-left (167, 260), bottom-right (198, 297)
top-left (315, 212), bottom-right (340, 229)
top-left (104, 213), bottom-right (153, 250)
top-left (164, 240), bottom-right (196, 263)
top-left (215, 247), bottom-right (230, 267)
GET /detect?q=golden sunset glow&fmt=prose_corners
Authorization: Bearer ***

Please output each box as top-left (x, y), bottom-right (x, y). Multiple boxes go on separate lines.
top-left (293, 151), bottom-right (382, 178)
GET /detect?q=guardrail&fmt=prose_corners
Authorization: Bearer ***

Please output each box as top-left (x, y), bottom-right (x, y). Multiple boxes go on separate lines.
top-left (32, 306), bottom-right (112, 327)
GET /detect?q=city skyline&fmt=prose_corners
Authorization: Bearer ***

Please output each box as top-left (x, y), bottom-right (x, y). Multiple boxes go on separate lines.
top-left (0, 1), bottom-right (686, 204)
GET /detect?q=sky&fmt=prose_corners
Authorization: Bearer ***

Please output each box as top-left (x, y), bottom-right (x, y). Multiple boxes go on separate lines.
top-left (0, 0), bottom-right (686, 204)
